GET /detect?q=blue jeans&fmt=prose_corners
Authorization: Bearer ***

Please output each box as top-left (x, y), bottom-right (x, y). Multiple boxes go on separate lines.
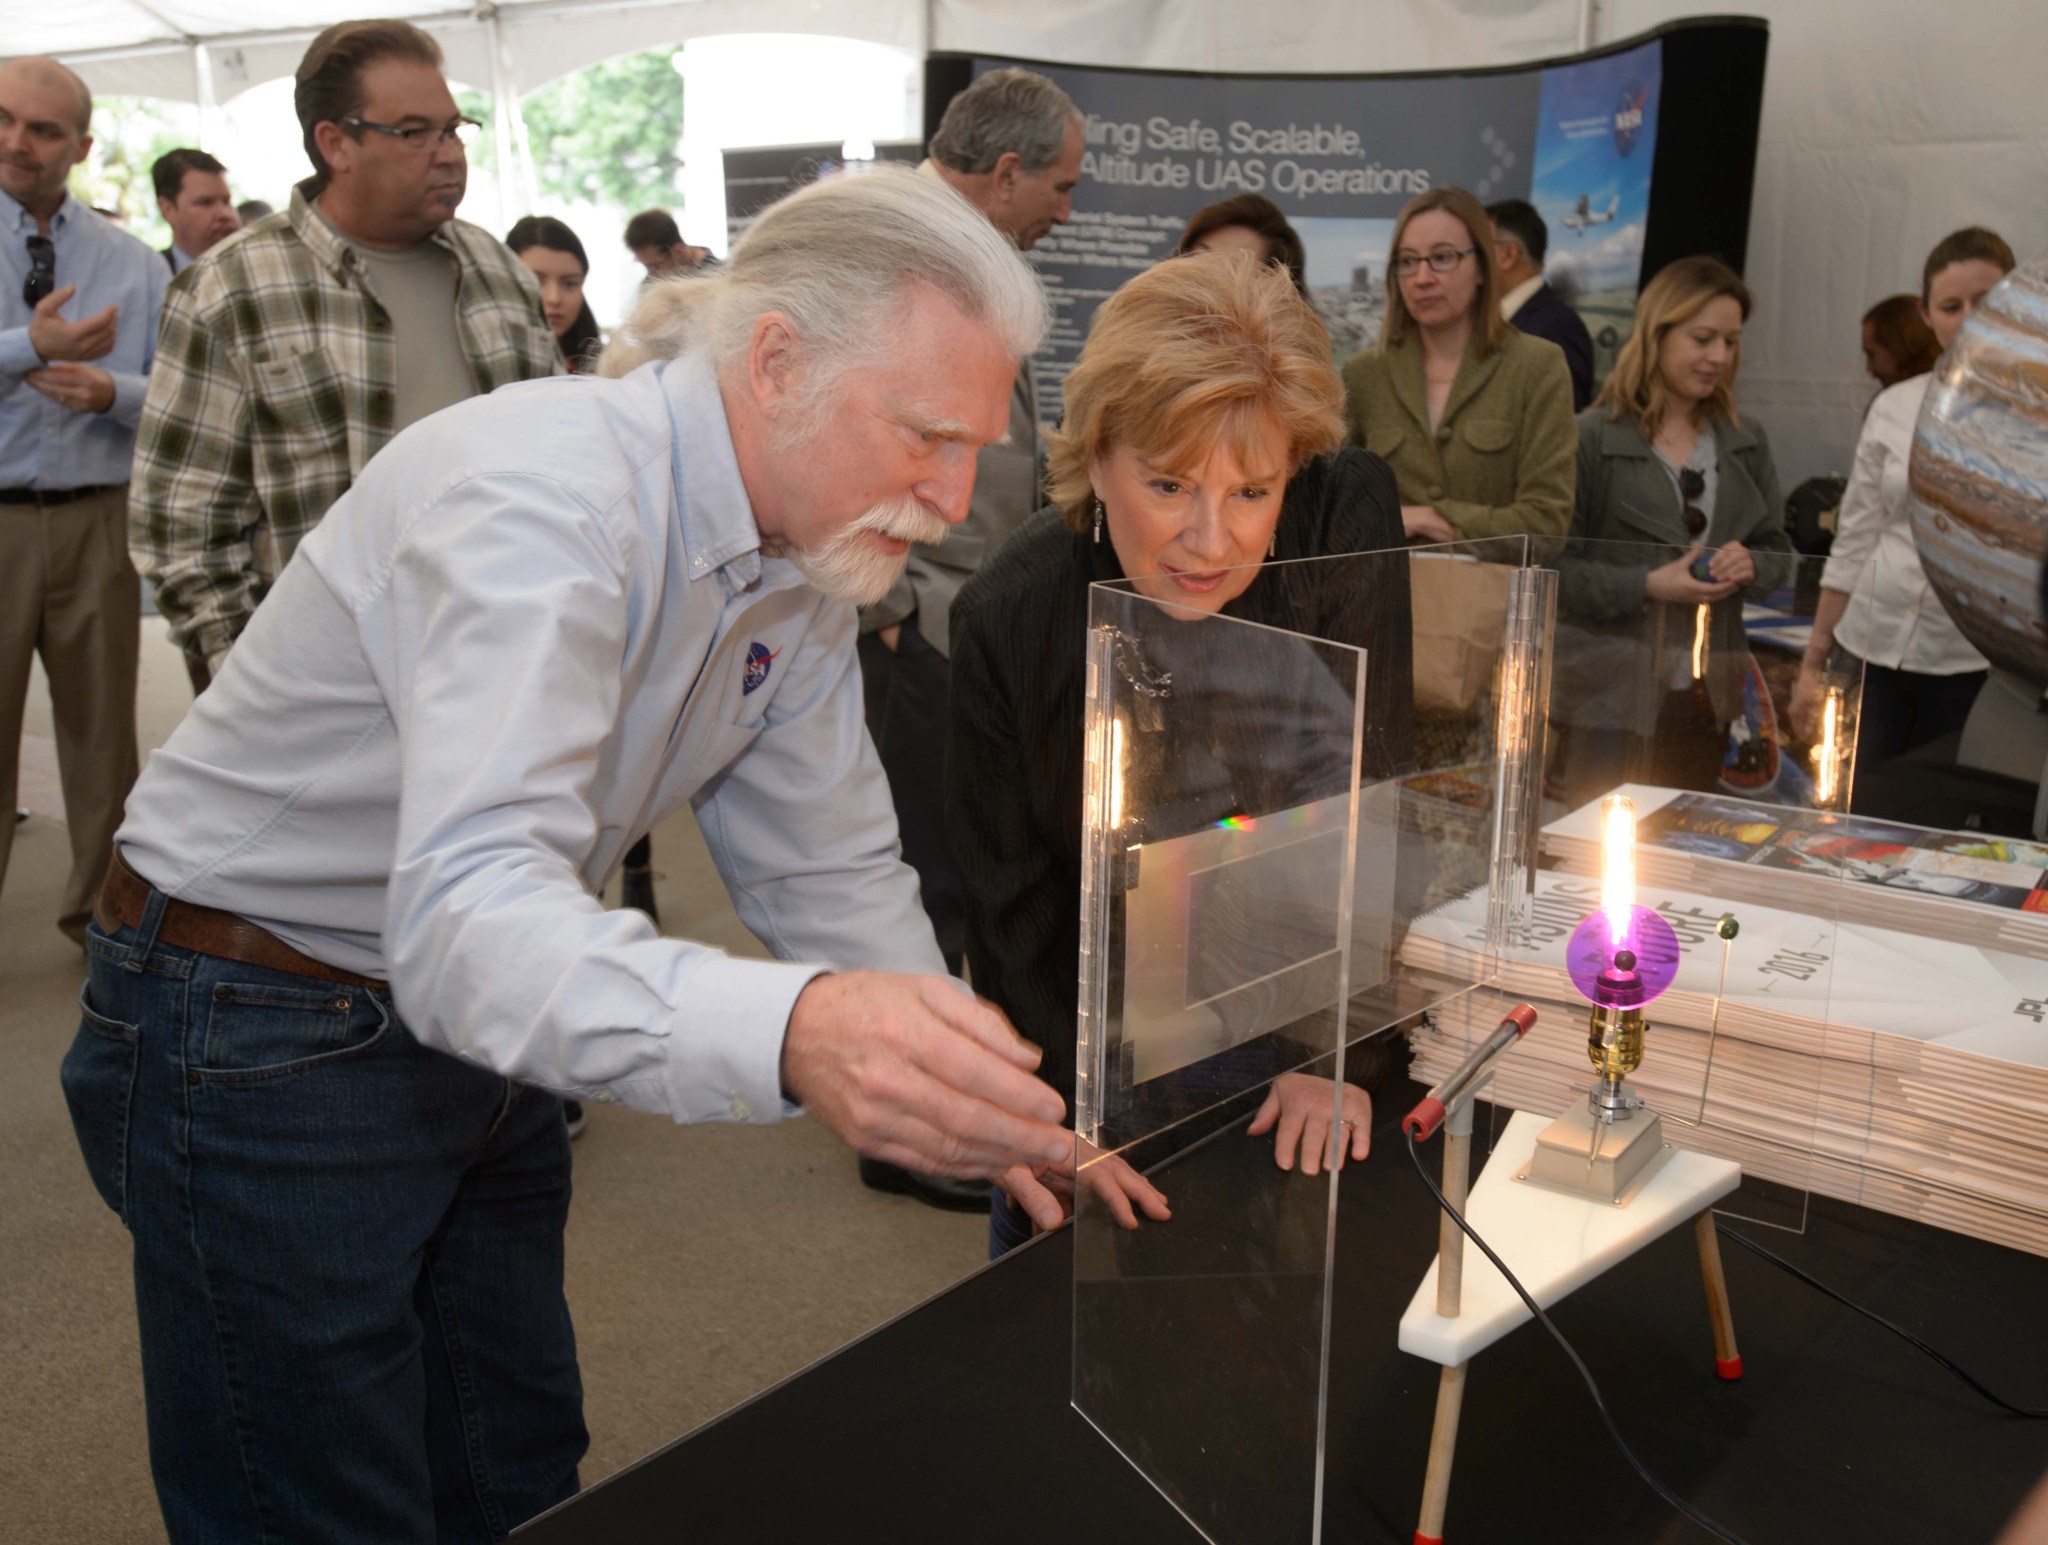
top-left (61, 895), bottom-right (586, 1543)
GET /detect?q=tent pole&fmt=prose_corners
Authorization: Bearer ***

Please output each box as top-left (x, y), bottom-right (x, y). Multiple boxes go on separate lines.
top-left (1578, 0), bottom-right (1601, 51)
top-left (193, 43), bottom-right (217, 144)
top-left (483, 3), bottom-right (518, 221)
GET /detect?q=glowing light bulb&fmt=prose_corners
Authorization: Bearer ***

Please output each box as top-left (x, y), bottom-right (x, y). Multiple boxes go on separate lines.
top-left (1815, 688), bottom-right (1841, 805)
top-left (1600, 793), bottom-right (1637, 950)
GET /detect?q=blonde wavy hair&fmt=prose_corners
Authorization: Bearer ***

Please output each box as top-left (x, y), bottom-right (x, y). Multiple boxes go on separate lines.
top-left (1045, 251), bottom-right (1345, 533)
top-left (1596, 255), bottom-right (1753, 440)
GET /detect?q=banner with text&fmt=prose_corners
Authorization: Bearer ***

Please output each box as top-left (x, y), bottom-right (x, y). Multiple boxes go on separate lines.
top-left (936, 41), bottom-right (1664, 423)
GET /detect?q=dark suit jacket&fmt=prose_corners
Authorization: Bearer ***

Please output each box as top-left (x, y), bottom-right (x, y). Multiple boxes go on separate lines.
top-left (945, 448), bottom-right (1412, 1112)
top-left (1510, 281), bottom-right (1595, 411)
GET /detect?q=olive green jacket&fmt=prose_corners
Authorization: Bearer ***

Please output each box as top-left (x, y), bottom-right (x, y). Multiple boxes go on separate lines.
top-left (1341, 327), bottom-right (1577, 543)
top-left (1562, 407), bottom-right (1792, 621)
top-left (1556, 407), bottom-right (1795, 730)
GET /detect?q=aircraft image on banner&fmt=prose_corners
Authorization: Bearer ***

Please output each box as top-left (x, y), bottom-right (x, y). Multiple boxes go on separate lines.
top-left (1560, 192), bottom-right (1621, 235)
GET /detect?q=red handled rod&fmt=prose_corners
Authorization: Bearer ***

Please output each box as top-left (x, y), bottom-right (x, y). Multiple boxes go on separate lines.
top-left (1403, 1004), bottom-right (1539, 1141)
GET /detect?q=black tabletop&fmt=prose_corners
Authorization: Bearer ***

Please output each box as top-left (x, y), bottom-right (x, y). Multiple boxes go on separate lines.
top-left (518, 1086), bottom-right (2048, 1544)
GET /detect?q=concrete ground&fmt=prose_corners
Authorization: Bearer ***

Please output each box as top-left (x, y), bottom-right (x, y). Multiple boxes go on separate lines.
top-left (0, 618), bottom-right (988, 1542)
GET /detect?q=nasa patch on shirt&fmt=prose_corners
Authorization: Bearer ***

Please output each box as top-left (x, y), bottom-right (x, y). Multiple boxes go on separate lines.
top-left (742, 641), bottom-right (779, 695)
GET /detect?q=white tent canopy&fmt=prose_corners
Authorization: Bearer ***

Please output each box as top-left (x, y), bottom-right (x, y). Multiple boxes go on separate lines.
top-left (23, 0), bottom-right (2048, 489)
top-left (33, 2), bottom-right (1583, 103)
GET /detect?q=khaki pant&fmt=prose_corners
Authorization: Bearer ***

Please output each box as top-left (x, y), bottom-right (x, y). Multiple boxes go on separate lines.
top-left (0, 485), bottom-right (140, 944)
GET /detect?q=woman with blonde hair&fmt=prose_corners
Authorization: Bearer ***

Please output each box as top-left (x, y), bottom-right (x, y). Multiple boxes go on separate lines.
top-left (1341, 186), bottom-right (1576, 543)
top-left (948, 250), bottom-right (1412, 1255)
top-left (1557, 254), bottom-right (1795, 795)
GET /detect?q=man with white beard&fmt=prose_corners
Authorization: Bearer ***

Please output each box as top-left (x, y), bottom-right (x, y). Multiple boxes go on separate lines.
top-left (855, 64), bottom-right (1084, 1212)
top-left (62, 166), bottom-right (1077, 1542)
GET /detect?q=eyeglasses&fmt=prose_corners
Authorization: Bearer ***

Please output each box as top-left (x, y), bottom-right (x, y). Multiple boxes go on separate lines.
top-left (22, 235), bottom-right (54, 308)
top-left (1392, 246), bottom-right (1476, 277)
top-left (339, 115), bottom-right (481, 153)
top-left (1680, 467), bottom-right (1708, 538)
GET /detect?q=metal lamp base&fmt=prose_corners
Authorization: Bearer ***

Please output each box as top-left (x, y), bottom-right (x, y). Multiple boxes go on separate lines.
top-left (1517, 1097), bottom-right (1672, 1206)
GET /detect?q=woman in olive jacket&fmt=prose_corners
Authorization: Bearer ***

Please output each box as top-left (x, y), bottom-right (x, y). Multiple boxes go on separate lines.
top-left (1342, 186), bottom-right (1577, 544)
top-left (1556, 255), bottom-right (1794, 801)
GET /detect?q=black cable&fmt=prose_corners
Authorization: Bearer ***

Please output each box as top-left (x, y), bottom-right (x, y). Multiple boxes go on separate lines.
top-left (1714, 1221), bottom-right (2048, 1420)
top-left (1405, 1130), bottom-right (1752, 1545)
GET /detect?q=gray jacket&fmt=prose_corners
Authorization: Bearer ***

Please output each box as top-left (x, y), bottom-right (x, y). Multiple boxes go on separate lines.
top-left (1558, 408), bottom-right (1793, 725)
top-left (859, 360), bottom-right (1038, 658)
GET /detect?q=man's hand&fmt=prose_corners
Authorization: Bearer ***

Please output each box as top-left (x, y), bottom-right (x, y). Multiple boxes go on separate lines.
top-left (26, 363), bottom-right (115, 414)
top-left (997, 1134), bottom-right (1171, 1234)
top-left (1402, 505), bottom-right (1456, 544)
top-left (780, 972), bottom-right (1069, 1181)
top-left (1248, 1072), bottom-right (1373, 1176)
top-left (26, 286), bottom-right (118, 364)
top-left (1645, 544), bottom-right (1737, 604)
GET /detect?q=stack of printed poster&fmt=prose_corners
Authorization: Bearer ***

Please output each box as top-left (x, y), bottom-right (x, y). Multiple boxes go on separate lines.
top-left (1545, 785), bottom-right (2048, 945)
top-left (1402, 788), bottom-right (2048, 1257)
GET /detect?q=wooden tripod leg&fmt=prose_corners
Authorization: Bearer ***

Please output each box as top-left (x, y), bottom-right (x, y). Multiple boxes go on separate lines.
top-left (1414, 1361), bottom-right (1467, 1545)
top-left (1694, 1209), bottom-right (1742, 1380)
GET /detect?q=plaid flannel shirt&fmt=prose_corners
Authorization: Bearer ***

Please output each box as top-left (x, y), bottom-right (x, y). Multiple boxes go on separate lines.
top-left (130, 183), bottom-right (562, 664)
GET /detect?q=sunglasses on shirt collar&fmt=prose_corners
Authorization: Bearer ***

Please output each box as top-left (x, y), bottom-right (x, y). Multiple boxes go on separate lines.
top-left (22, 235), bottom-right (55, 308)
top-left (1679, 467), bottom-right (1708, 539)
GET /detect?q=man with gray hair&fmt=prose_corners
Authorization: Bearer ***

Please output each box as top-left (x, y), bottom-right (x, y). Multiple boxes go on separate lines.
top-left (857, 66), bottom-right (1083, 1211)
top-left (64, 165), bottom-right (1076, 1541)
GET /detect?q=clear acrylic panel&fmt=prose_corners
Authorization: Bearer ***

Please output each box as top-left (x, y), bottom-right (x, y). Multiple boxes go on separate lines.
top-left (1073, 540), bottom-right (1543, 1542)
top-left (1408, 539), bottom-right (1866, 1236)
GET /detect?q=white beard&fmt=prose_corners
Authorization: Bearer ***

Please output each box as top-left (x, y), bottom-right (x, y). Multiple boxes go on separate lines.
top-left (788, 493), bottom-right (951, 605)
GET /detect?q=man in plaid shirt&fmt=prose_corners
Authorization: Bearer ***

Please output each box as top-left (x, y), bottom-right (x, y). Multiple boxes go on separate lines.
top-left (130, 18), bottom-right (559, 682)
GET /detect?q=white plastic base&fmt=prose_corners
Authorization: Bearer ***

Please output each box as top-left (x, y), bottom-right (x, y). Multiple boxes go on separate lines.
top-left (1398, 1110), bottom-right (1741, 1368)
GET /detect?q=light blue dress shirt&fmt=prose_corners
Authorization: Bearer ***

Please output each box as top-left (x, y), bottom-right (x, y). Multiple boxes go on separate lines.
top-left (119, 348), bottom-right (947, 1124)
top-left (0, 189), bottom-right (166, 489)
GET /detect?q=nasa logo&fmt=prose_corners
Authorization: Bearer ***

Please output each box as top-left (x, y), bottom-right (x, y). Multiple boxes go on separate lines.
top-left (742, 641), bottom-right (778, 695)
top-left (1613, 83), bottom-right (1647, 157)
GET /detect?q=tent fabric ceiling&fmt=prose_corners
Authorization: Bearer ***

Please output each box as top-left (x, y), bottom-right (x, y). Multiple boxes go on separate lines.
top-left (41, 1), bottom-right (1577, 103)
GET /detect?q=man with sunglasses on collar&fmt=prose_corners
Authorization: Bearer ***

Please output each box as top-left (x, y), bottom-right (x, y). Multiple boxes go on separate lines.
top-left (0, 56), bottom-right (167, 948)
top-left (130, 18), bottom-right (559, 692)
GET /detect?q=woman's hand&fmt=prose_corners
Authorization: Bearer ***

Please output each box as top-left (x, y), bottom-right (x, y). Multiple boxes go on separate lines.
top-left (1707, 539), bottom-right (1756, 588)
top-left (1248, 1073), bottom-right (1373, 1177)
top-left (997, 1135), bottom-right (1172, 1234)
top-left (1401, 505), bottom-right (1456, 544)
top-left (1644, 544), bottom-right (1738, 604)
top-left (1790, 658), bottom-right (1828, 742)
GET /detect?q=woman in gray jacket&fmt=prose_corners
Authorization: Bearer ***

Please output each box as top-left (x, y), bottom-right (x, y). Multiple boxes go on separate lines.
top-left (1555, 256), bottom-right (1795, 803)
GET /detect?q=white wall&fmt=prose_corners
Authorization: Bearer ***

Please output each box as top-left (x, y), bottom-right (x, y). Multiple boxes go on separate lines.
top-left (931, 0), bottom-right (1580, 72)
top-left (1605, 0), bottom-right (2048, 490)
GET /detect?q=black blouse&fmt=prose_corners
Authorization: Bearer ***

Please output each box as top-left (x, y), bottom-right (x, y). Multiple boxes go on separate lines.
top-left (945, 447), bottom-right (1413, 1111)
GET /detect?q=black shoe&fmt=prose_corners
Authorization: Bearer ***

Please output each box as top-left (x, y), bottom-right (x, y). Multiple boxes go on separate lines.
top-left (620, 864), bottom-right (659, 924)
top-left (858, 1157), bottom-right (992, 1211)
top-left (563, 1100), bottom-right (587, 1140)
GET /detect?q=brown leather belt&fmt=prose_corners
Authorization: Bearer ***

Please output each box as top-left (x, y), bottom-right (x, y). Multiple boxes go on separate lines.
top-left (0, 483), bottom-right (116, 506)
top-left (96, 852), bottom-right (387, 990)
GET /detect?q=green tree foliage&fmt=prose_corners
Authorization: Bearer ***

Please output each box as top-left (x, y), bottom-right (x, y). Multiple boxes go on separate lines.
top-left (461, 48), bottom-right (684, 214)
top-left (71, 95), bottom-right (198, 250)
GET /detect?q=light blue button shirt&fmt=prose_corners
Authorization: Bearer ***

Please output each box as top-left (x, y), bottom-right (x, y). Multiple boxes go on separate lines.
top-left (0, 189), bottom-right (166, 488)
top-left (118, 349), bottom-right (947, 1124)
